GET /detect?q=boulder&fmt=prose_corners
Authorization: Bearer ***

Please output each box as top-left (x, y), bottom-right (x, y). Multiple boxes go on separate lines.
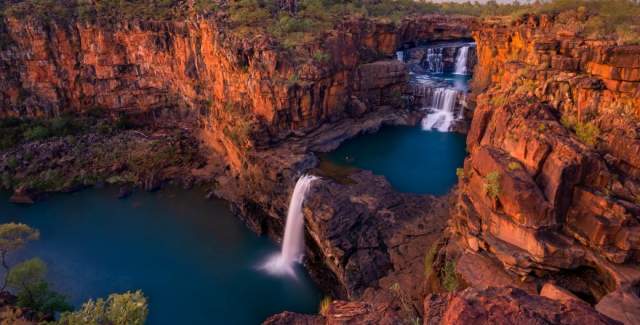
top-left (423, 287), bottom-right (620, 325)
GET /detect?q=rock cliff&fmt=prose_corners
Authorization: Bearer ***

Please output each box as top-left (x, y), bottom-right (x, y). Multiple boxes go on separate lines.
top-left (0, 15), bottom-right (474, 143)
top-left (452, 14), bottom-right (640, 324)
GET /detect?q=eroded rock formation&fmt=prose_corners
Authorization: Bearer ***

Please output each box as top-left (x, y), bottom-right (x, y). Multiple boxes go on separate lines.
top-left (265, 286), bottom-right (621, 325)
top-left (0, 15), bottom-right (474, 142)
top-left (452, 13), bottom-right (640, 324)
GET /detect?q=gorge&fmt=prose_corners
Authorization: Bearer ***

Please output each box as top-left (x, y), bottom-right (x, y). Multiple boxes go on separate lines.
top-left (1, 1), bottom-right (639, 324)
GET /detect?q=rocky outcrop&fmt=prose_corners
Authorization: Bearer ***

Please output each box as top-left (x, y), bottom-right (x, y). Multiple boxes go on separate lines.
top-left (423, 287), bottom-right (620, 325)
top-left (0, 125), bottom-right (206, 197)
top-left (451, 13), bottom-right (640, 324)
top-left (264, 300), bottom-right (399, 325)
top-left (264, 287), bottom-right (620, 325)
top-left (303, 171), bottom-right (448, 300)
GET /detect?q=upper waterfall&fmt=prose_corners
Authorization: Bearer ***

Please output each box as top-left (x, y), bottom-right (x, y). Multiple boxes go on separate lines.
top-left (398, 41), bottom-right (476, 132)
top-left (454, 46), bottom-right (469, 75)
top-left (425, 47), bottom-right (444, 74)
top-left (262, 175), bottom-right (318, 276)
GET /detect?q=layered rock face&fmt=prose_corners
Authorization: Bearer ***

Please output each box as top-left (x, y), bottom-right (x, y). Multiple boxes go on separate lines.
top-left (452, 14), bottom-right (640, 323)
top-left (0, 15), bottom-right (474, 143)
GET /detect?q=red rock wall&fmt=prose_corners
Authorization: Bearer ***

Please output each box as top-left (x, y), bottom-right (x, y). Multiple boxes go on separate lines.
top-left (454, 14), bottom-right (640, 292)
top-left (0, 15), bottom-right (474, 143)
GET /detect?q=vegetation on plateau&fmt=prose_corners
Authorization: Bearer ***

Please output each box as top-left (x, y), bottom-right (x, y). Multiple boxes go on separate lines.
top-left (0, 222), bottom-right (149, 324)
top-left (0, 112), bottom-right (135, 151)
top-left (1, 0), bottom-right (639, 48)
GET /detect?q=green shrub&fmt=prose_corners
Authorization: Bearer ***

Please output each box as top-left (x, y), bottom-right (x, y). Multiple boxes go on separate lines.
top-left (229, 0), bottom-right (273, 28)
top-left (538, 123), bottom-right (547, 133)
top-left (575, 121), bottom-right (600, 146)
top-left (312, 50), bottom-right (331, 63)
top-left (319, 296), bottom-right (332, 315)
top-left (23, 125), bottom-right (50, 141)
top-left (57, 291), bottom-right (148, 325)
top-left (223, 119), bottom-right (252, 148)
top-left (456, 167), bottom-right (465, 179)
top-left (490, 94), bottom-right (508, 107)
top-left (484, 171), bottom-right (501, 199)
top-left (7, 258), bottom-right (71, 317)
top-left (441, 260), bottom-right (459, 292)
top-left (287, 73), bottom-right (300, 86)
top-left (507, 162), bottom-right (521, 171)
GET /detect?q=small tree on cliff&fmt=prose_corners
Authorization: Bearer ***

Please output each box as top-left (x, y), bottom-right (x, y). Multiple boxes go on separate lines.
top-left (0, 222), bottom-right (39, 292)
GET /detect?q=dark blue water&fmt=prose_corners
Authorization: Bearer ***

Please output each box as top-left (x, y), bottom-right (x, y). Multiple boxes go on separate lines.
top-left (325, 126), bottom-right (467, 195)
top-left (0, 188), bottom-right (321, 324)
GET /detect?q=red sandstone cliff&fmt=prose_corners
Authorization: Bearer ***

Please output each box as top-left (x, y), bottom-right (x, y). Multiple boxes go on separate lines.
top-left (0, 15), bottom-right (473, 142)
top-left (452, 14), bottom-right (640, 324)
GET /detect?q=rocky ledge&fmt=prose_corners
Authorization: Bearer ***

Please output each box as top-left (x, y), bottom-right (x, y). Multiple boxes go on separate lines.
top-left (265, 286), bottom-right (621, 325)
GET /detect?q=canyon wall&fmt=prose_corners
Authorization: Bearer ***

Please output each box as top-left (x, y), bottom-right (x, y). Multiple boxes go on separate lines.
top-left (0, 15), bottom-right (474, 144)
top-left (453, 14), bottom-right (640, 322)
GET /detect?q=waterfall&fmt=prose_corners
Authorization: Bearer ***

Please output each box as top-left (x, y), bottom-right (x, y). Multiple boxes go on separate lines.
top-left (425, 47), bottom-right (444, 74)
top-left (396, 50), bottom-right (404, 62)
top-left (421, 88), bottom-right (461, 132)
top-left (262, 175), bottom-right (318, 276)
top-left (454, 46), bottom-right (469, 75)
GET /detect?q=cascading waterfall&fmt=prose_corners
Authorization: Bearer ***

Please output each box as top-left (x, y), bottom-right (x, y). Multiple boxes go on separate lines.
top-left (425, 47), bottom-right (444, 74)
top-left (454, 46), bottom-right (469, 75)
top-left (398, 42), bottom-right (475, 132)
top-left (421, 88), bottom-right (461, 132)
top-left (262, 175), bottom-right (318, 276)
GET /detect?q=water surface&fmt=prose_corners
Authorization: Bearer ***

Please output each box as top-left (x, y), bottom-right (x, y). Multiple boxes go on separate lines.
top-left (0, 187), bottom-right (321, 324)
top-left (325, 126), bottom-right (467, 195)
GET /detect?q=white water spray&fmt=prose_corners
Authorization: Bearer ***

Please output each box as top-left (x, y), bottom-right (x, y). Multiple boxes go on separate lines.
top-left (421, 88), bottom-right (461, 132)
top-left (262, 175), bottom-right (318, 276)
top-left (454, 46), bottom-right (469, 75)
